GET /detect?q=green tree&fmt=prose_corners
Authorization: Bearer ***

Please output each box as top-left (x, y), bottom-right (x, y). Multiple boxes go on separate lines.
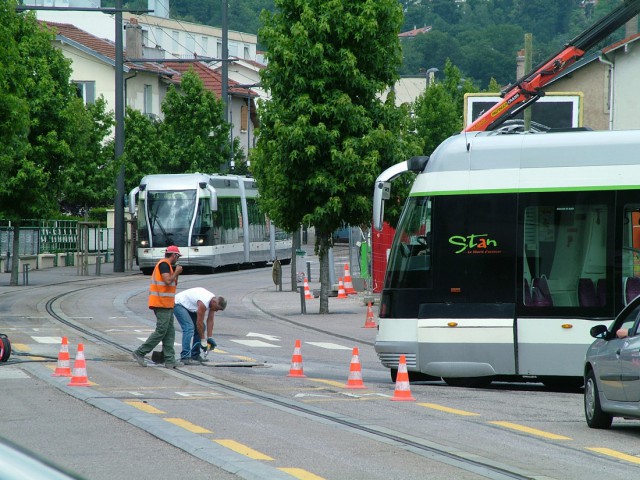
top-left (413, 60), bottom-right (477, 155)
top-left (0, 4), bottom-right (89, 285)
top-left (122, 107), bottom-right (165, 192)
top-left (60, 96), bottom-right (116, 216)
top-left (160, 70), bottom-right (241, 173)
top-left (253, 0), bottom-right (405, 313)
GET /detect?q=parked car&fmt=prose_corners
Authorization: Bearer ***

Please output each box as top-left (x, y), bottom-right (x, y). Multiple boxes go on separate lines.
top-left (332, 226), bottom-right (351, 244)
top-left (584, 295), bottom-right (640, 429)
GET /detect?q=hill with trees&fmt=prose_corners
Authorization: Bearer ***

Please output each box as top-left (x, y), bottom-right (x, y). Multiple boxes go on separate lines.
top-left (109, 0), bottom-right (629, 89)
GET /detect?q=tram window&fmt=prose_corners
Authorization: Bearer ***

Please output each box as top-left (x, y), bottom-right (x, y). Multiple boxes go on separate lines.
top-left (147, 190), bottom-right (196, 247)
top-left (385, 196), bottom-right (432, 289)
top-left (191, 198), bottom-right (214, 246)
top-left (521, 194), bottom-right (611, 308)
top-left (215, 198), bottom-right (242, 244)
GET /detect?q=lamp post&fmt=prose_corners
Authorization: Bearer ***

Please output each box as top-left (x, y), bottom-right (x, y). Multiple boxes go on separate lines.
top-left (426, 67), bottom-right (439, 87)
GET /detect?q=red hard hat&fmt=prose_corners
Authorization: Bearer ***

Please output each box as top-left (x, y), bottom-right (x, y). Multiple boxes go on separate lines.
top-left (166, 246), bottom-right (182, 256)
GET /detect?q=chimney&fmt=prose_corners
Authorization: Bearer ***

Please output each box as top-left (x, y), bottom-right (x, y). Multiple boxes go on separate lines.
top-left (125, 18), bottom-right (143, 60)
top-left (516, 49), bottom-right (525, 79)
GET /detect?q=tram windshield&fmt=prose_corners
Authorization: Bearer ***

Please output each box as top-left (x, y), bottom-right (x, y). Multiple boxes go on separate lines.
top-left (146, 190), bottom-right (196, 247)
top-left (385, 196), bottom-right (432, 289)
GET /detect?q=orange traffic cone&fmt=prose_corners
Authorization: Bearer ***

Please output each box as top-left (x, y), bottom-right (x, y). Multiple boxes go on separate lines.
top-left (287, 339), bottom-right (306, 378)
top-left (303, 278), bottom-right (313, 300)
top-left (391, 355), bottom-right (415, 401)
top-left (68, 343), bottom-right (91, 387)
top-left (343, 264), bottom-right (356, 295)
top-left (346, 347), bottom-right (367, 389)
top-left (363, 302), bottom-right (376, 328)
top-left (344, 263), bottom-right (358, 295)
top-left (337, 278), bottom-right (348, 299)
top-left (52, 337), bottom-right (72, 377)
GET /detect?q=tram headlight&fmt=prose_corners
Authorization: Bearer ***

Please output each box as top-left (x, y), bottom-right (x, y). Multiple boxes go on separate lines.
top-left (140, 240), bottom-right (148, 247)
top-left (197, 237), bottom-right (204, 245)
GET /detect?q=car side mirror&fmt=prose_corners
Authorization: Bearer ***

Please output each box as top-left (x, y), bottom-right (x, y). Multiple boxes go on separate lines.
top-left (590, 324), bottom-right (608, 339)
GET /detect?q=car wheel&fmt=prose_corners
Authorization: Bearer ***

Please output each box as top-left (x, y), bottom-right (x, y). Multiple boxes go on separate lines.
top-left (584, 369), bottom-right (613, 429)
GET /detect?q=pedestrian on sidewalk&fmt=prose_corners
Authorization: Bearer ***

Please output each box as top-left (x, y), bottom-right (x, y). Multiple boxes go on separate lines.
top-left (132, 246), bottom-right (183, 368)
top-left (173, 287), bottom-right (226, 364)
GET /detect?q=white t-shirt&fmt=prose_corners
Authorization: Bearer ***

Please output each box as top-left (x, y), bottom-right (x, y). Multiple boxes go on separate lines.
top-left (175, 287), bottom-right (215, 312)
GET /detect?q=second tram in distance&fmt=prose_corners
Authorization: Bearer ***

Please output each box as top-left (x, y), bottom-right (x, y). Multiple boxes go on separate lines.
top-left (129, 173), bottom-right (291, 274)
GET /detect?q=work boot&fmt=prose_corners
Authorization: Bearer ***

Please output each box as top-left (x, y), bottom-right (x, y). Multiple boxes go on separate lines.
top-left (132, 351), bottom-right (147, 367)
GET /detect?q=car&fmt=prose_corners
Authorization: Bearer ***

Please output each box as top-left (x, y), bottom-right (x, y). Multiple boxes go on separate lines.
top-left (584, 295), bottom-right (640, 429)
top-left (0, 436), bottom-right (84, 479)
top-left (332, 226), bottom-right (351, 244)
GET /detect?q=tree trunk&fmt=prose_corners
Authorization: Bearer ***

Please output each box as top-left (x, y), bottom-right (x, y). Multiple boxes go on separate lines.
top-left (318, 232), bottom-right (330, 314)
top-left (9, 222), bottom-right (20, 286)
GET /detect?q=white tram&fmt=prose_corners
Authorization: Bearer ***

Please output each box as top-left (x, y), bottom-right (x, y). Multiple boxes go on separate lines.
top-left (373, 129), bottom-right (640, 388)
top-left (129, 173), bottom-right (291, 274)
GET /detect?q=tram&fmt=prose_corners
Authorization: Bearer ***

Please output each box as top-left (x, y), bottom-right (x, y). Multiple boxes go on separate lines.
top-left (372, 129), bottom-right (640, 388)
top-left (129, 173), bottom-right (291, 274)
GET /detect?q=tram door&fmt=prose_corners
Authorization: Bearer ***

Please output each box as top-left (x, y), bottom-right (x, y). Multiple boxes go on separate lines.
top-left (434, 194), bottom-right (517, 305)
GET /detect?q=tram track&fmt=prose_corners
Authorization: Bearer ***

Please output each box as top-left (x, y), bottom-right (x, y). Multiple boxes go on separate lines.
top-left (36, 276), bottom-right (540, 480)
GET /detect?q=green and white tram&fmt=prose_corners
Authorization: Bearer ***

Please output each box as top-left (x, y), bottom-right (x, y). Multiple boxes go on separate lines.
top-left (373, 129), bottom-right (640, 388)
top-left (129, 173), bottom-right (291, 274)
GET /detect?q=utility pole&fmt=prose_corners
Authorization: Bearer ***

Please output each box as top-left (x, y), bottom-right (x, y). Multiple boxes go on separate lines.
top-left (114, 0), bottom-right (125, 272)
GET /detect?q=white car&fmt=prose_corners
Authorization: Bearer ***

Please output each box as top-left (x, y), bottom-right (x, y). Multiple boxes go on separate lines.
top-left (584, 295), bottom-right (640, 429)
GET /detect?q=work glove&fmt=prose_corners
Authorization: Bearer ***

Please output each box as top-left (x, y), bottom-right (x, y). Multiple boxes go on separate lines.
top-left (206, 337), bottom-right (217, 351)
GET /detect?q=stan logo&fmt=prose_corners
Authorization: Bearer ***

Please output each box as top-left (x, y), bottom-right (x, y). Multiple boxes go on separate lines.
top-left (449, 234), bottom-right (501, 254)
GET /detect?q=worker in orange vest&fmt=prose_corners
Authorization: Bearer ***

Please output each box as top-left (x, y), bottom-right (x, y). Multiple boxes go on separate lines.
top-left (132, 246), bottom-right (183, 368)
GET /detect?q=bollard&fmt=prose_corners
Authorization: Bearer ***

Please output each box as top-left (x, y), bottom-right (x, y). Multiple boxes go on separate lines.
top-left (22, 264), bottom-right (29, 286)
top-left (95, 256), bottom-right (102, 276)
top-left (272, 259), bottom-right (282, 292)
top-left (306, 261), bottom-right (311, 282)
top-left (298, 286), bottom-right (307, 314)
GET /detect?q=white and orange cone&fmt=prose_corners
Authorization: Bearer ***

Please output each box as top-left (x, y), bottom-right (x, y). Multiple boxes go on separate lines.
top-left (303, 278), bottom-right (313, 300)
top-left (336, 278), bottom-right (348, 299)
top-left (287, 339), bottom-right (306, 378)
top-left (52, 337), bottom-right (72, 377)
top-left (68, 343), bottom-right (91, 387)
top-left (343, 264), bottom-right (356, 295)
top-left (363, 302), bottom-right (376, 328)
top-left (346, 347), bottom-right (367, 389)
top-left (391, 355), bottom-right (415, 401)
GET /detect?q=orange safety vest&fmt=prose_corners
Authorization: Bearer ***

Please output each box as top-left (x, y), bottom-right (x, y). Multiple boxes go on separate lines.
top-left (148, 258), bottom-right (177, 309)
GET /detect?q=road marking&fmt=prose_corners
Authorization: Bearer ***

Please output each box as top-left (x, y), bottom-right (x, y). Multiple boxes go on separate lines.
top-left (12, 343), bottom-right (29, 351)
top-left (489, 421), bottom-right (571, 440)
top-left (164, 418), bottom-right (212, 433)
top-left (125, 401), bottom-right (165, 414)
top-left (309, 378), bottom-right (346, 388)
top-left (214, 439), bottom-right (274, 460)
top-left (175, 392), bottom-right (223, 398)
top-left (417, 403), bottom-right (481, 416)
top-left (247, 332), bottom-right (280, 341)
top-left (278, 467), bottom-right (326, 480)
top-left (587, 447), bottom-right (640, 464)
top-left (305, 342), bottom-right (351, 350)
top-left (231, 339), bottom-right (280, 348)
top-left (294, 393), bottom-right (331, 398)
top-left (31, 336), bottom-right (62, 344)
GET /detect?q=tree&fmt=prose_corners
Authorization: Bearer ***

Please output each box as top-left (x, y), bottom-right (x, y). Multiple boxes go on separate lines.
top-left (253, 0), bottom-right (405, 313)
top-left (0, 3), bottom-right (91, 285)
top-left (122, 107), bottom-right (165, 192)
top-left (160, 70), bottom-right (241, 173)
top-left (60, 96), bottom-right (116, 216)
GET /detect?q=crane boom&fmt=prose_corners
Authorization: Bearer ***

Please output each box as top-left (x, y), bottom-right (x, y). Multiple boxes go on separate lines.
top-left (465, 0), bottom-right (640, 132)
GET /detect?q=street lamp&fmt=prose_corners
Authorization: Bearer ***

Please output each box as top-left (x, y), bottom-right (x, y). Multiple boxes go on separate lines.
top-left (426, 67), bottom-right (439, 87)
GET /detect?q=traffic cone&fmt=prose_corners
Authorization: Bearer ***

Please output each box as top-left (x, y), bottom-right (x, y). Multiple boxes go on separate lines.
top-left (391, 355), bottom-right (415, 401)
top-left (343, 264), bottom-right (356, 295)
top-left (303, 277), bottom-right (313, 300)
top-left (346, 347), bottom-right (367, 389)
top-left (287, 339), bottom-right (306, 378)
top-left (363, 302), bottom-right (377, 328)
top-left (337, 278), bottom-right (348, 299)
top-left (52, 337), bottom-right (72, 377)
top-left (68, 343), bottom-right (91, 387)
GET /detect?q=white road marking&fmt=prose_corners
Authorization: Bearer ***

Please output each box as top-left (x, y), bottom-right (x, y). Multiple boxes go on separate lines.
top-left (0, 368), bottom-right (30, 379)
top-left (246, 332), bottom-right (280, 341)
top-left (305, 342), bottom-right (351, 350)
top-left (231, 339), bottom-right (280, 348)
top-left (31, 336), bottom-right (62, 344)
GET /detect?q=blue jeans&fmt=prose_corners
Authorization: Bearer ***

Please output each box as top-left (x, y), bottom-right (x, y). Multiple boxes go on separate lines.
top-left (173, 304), bottom-right (201, 359)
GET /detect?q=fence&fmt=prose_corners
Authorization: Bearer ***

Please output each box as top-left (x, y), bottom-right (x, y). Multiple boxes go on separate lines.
top-left (0, 220), bottom-right (113, 272)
